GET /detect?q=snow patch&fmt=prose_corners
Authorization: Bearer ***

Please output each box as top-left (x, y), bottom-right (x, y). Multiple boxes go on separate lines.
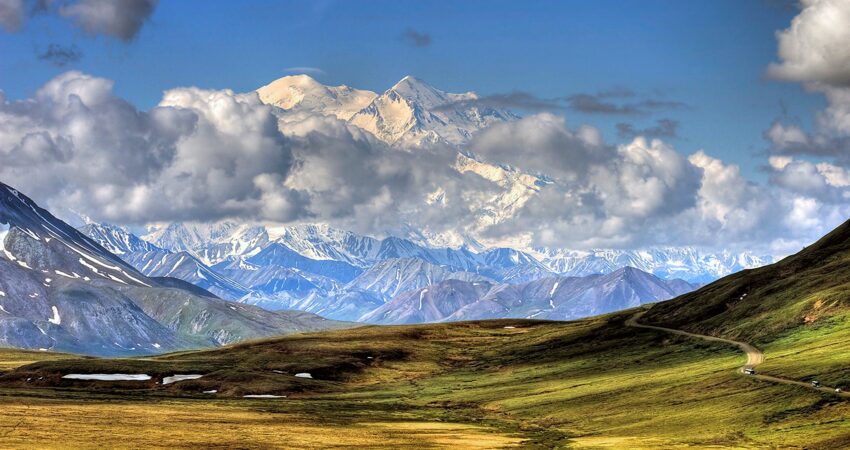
top-left (243, 394), bottom-right (286, 398)
top-left (48, 306), bottom-right (61, 325)
top-left (294, 372), bottom-right (312, 379)
top-left (54, 270), bottom-right (78, 279)
top-left (63, 374), bottom-right (151, 381)
top-left (162, 374), bottom-right (203, 385)
top-left (0, 222), bottom-right (8, 254)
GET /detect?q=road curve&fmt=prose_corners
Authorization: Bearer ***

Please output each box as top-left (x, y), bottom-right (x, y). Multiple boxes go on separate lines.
top-left (626, 311), bottom-right (849, 399)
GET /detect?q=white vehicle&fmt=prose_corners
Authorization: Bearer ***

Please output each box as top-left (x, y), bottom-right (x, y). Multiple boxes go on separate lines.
top-left (744, 368), bottom-right (755, 375)
top-left (836, 387), bottom-right (842, 394)
top-left (811, 380), bottom-right (821, 388)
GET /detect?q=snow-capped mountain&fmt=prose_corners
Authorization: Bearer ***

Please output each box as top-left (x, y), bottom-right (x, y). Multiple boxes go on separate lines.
top-left (344, 257), bottom-right (492, 301)
top-left (81, 223), bottom-right (250, 300)
top-left (257, 74), bottom-right (377, 121)
top-left (79, 222), bottom-right (158, 256)
top-left (535, 247), bottom-right (773, 284)
top-left (362, 267), bottom-right (696, 325)
top-left (143, 221), bottom-right (270, 266)
top-left (259, 74), bottom-right (516, 147)
top-left (73, 214), bottom-right (743, 326)
top-left (0, 182), bottom-right (348, 356)
top-left (348, 75), bottom-right (517, 146)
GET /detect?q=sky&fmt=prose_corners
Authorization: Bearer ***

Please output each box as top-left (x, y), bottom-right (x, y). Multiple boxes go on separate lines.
top-left (1, 0), bottom-right (849, 255)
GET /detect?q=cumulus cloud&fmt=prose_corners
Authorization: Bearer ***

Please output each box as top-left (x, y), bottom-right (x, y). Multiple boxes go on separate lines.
top-left (764, 84), bottom-right (850, 161)
top-left (767, 0), bottom-right (850, 86)
top-left (763, 2), bottom-right (850, 160)
top-left (766, 156), bottom-right (850, 203)
top-left (469, 113), bottom-right (611, 180)
top-left (467, 115), bottom-right (705, 248)
top-left (465, 112), bottom-right (846, 252)
top-left (0, 71), bottom-right (289, 222)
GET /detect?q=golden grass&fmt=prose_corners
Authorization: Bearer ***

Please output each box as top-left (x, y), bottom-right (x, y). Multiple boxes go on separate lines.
top-left (0, 397), bottom-right (520, 449)
top-left (0, 348), bottom-right (76, 371)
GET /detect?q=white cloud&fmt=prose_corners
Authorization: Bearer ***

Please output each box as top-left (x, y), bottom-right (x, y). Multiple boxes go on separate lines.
top-left (469, 113), bottom-right (611, 181)
top-left (768, 155), bottom-right (793, 170)
top-left (767, 0), bottom-right (850, 86)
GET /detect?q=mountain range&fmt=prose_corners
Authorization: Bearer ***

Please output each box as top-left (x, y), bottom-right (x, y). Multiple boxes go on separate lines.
top-left (79, 218), bottom-right (698, 323)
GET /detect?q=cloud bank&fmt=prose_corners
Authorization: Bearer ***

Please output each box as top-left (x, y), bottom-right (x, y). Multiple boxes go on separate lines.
top-left (2, 69), bottom-right (848, 255)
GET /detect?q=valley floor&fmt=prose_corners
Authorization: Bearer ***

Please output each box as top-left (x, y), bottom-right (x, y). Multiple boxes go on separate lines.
top-left (2, 311), bottom-right (850, 449)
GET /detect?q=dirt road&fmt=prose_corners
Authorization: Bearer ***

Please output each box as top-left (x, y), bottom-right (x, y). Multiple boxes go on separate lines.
top-left (626, 311), bottom-right (848, 398)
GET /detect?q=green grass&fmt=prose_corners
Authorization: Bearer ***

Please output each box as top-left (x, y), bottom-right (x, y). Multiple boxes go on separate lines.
top-left (644, 218), bottom-right (850, 343)
top-left (3, 312), bottom-right (850, 448)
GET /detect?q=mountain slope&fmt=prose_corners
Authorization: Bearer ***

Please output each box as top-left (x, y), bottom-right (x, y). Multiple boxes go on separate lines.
top-left (345, 257), bottom-right (492, 302)
top-left (362, 267), bottom-right (695, 325)
top-left (643, 217), bottom-right (850, 342)
top-left (0, 182), bottom-right (350, 356)
top-left (348, 76), bottom-right (516, 146)
top-left (80, 223), bottom-right (250, 300)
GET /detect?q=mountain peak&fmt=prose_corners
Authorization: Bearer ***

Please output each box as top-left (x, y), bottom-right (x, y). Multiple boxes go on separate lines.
top-left (388, 75), bottom-right (445, 103)
top-left (392, 75), bottom-right (428, 88)
top-left (257, 74), bottom-right (377, 120)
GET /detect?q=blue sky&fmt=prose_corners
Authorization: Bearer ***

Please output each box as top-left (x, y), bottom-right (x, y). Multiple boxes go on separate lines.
top-left (0, 0), bottom-right (824, 181)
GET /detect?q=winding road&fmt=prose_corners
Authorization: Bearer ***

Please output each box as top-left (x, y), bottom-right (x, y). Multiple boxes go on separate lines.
top-left (626, 311), bottom-right (849, 399)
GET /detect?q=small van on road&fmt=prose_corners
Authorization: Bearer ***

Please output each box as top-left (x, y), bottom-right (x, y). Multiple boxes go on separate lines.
top-left (812, 380), bottom-right (821, 388)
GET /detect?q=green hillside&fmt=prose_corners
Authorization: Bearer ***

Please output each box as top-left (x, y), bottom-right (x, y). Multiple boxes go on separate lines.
top-left (644, 218), bottom-right (850, 389)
